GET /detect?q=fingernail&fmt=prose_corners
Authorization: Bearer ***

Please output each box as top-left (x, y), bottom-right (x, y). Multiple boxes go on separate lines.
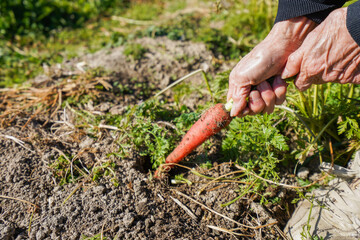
top-left (282, 68), bottom-right (289, 79)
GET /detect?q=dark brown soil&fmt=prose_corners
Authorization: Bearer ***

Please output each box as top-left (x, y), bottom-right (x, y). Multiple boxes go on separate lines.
top-left (0, 37), bottom-right (291, 240)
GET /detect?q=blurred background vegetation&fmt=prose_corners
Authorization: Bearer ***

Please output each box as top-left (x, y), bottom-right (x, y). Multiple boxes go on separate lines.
top-left (0, 0), bottom-right (276, 86)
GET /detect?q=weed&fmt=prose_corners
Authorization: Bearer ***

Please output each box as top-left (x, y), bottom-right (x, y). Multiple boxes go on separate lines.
top-left (123, 43), bottom-right (148, 61)
top-left (173, 174), bottom-right (192, 185)
top-left (124, 2), bottom-right (163, 21)
top-left (50, 154), bottom-right (81, 185)
top-left (92, 161), bottom-right (119, 187)
top-left (300, 195), bottom-right (325, 240)
top-left (82, 233), bottom-right (107, 240)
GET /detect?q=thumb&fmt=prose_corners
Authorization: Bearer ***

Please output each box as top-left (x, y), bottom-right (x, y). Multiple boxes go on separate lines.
top-left (282, 49), bottom-right (303, 79)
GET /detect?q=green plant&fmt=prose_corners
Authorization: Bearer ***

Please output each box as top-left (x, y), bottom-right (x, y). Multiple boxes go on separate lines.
top-left (123, 43), bottom-right (148, 60)
top-left (300, 195), bottom-right (325, 240)
top-left (92, 161), bottom-right (119, 187)
top-left (285, 83), bottom-right (360, 164)
top-left (50, 154), bottom-right (82, 185)
top-left (0, 0), bottom-right (130, 39)
top-left (124, 100), bottom-right (184, 168)
top-left (82, 233), bottom-right (107, 240)
top-left (129, 118), bottom-right (177, 169)
top-left (124, 2), bottom-right (163, 20)
top-left (222, 113), bottom-right (289, 179)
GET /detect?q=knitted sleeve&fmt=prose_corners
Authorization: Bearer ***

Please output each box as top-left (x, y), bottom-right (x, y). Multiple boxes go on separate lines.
top-left (275, 0), bottom-right (347, 24)
top-left (347, 1), bottom-right (360, 46)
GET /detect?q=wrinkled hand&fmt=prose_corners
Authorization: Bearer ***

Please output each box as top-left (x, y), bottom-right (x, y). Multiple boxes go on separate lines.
top-left (282, 8), bottom-right (360, 90)
top-left (227, 17), bottom-right (316, 117)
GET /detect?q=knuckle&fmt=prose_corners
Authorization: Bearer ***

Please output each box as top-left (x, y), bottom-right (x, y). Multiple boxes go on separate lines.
top-left (249, 79), bottom-right (258, 86)
top-left (229, 69), bottom-right (237, 80)
top-left (288, 54), bottom-right (297, 62)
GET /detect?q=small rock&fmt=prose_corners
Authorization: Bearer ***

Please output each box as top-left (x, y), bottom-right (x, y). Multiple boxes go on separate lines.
top-left (79, 137), bottom-right (94, 149)
top-left (144, 218), bottom-right (152, 229)
top-left (48, 196), bottom-right (55, 207)
top-left (297, 167), bottom-right (310, 179)
top-left (109, 105), bottom-right (126, 115)
top-left (93, 185), bottom-right (106, 195)
top-left (135, 198), bottom-right (148, 213)
top-left (0, 224), bottom-right (15, 240)
top-left (95, 102), bottom-right (111, 112)
top-left (123, 213), bottom-right (135, 228)
top-left (309, 172), bottom-right (322, 182)
top-left (278, 189), bottom-right (286, 199)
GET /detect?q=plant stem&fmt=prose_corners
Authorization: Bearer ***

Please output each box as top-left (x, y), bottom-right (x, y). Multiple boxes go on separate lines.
top-left (221, 180), bottom-right (257, 207)
top-left (201, 71), bottom-right (214, 101)
top-left (313, 85), bottom-right (319, 117)
top-left (347, 84), bottom-right (354, 103)
top-left (153, 69), bottom-right (214, 99)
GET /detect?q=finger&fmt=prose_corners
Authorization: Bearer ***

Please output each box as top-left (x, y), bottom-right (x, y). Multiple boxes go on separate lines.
top-left (227, 85), bottom-right (234, 102)
top-left (257, 81), bottom-right (275, 114)
top-left (229, 85), bottom-right (251, 117)
top-left (282, 49), bottom-right (303, 79)
top-left (272, 76), bottom-right (287, 105)
top-left (248, 90), bottom-right (265, 114)
top-left (294, 73), bottom-right (313, 91)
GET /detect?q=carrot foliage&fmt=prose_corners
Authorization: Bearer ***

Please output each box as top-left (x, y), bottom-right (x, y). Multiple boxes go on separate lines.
top-left (126, 100), bottom-right (199, 169)
top-left (222, 112), bottom-right (289, 182)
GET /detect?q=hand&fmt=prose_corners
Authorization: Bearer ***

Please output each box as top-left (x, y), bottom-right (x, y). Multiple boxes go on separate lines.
top-left (227, 17), bottom-right (317, 117)
top-left (282, 7), bottom-right (360, 90)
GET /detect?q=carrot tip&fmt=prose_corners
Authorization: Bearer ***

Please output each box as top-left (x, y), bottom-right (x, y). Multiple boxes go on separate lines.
top-left (153, 164), bottom-right (172, 179)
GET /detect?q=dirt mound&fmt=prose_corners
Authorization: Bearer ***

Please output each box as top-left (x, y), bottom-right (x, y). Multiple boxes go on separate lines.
top-left (36, 37), bottom-right (214, 90)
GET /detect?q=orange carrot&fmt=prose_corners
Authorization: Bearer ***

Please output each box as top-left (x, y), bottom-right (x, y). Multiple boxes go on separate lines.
top-left (154, 103), bottom-right (232, 178)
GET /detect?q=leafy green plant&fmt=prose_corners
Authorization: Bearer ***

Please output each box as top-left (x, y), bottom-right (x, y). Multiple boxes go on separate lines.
top-left (122, 98), bottom-right (202, 169)
top-left (124, 2), bottom-right (163, 21)
top-left (92, 161), bottom-right (119, 187)
top-left (286, 83), bottom-right (360, 164)
top-left (222, 112), bottom-right (289, 180)
top-left (0, 0), bottom-right (130, 39)
top-left (129, 118), bottom-right (177, 168)
top-left (50, 154), bottom-right (81, 185)
top-left (123, 43), bottom-right (148, 61)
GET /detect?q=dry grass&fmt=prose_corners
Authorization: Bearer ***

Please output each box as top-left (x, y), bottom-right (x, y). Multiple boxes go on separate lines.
top-left (0, 71), bottom-right (112, 128)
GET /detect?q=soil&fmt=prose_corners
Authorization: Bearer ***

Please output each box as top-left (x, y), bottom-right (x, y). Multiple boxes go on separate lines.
top-left (0, 37), bottom-right (294, 239)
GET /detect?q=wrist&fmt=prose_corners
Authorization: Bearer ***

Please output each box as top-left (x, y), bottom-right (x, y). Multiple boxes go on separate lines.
top-left (268, 17), bottom-right (317, 49)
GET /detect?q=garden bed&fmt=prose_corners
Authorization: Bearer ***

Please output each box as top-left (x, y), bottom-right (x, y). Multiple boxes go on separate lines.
top-left (0, 37), bottom-right (297, 239)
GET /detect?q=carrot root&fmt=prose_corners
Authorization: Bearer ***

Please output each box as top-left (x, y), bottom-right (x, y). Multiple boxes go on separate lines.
top-left (154, 103), bottom-right (232, 179)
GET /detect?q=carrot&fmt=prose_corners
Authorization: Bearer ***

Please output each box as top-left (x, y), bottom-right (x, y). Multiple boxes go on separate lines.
top-left (154, 103), bottom-right (233, 178)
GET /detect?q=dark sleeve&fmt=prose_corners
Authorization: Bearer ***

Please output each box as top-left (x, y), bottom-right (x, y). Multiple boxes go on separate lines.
top-left (274, 0), bottom-right (347, 24)
top-left (347, 1), bottom-right (360, 46)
